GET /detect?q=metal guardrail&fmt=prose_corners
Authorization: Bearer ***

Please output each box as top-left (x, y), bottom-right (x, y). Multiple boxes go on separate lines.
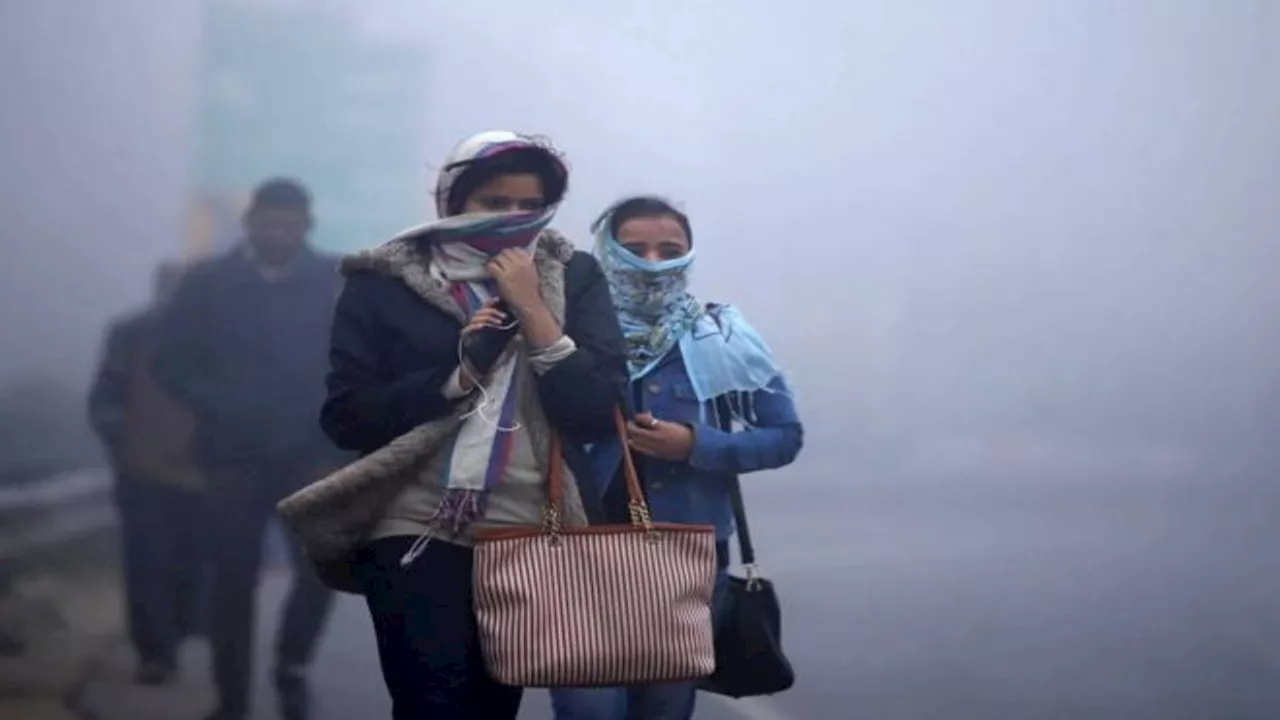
top-left (0, 468), bottom-right (115, 563)
top-left (0, 468), bottom-right (296, 570)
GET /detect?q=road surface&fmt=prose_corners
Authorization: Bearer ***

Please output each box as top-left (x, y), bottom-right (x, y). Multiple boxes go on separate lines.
top-left (94, 472), bottom-right (1280, 719)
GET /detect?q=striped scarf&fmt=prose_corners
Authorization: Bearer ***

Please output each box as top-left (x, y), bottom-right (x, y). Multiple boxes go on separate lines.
top-left (430, 207), bottom-right (557, 281)
top-left (429, 279), bottom-right (528, 537)
top-left (423, 207), bottom-right (555, 538)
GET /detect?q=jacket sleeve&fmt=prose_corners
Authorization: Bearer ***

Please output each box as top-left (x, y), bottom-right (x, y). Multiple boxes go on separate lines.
top-left (534, 252), bottom-right (629, 445)
top-left (319, 272), bottom-right (464, 454)
top-left (87, 321), bottom-right (132, 451)
top-left (687, 376), bottom-right (804, 475)
top-left (150, 268), bottom-right (241, 421)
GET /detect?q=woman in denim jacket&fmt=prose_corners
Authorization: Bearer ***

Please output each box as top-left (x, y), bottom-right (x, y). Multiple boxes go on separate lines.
top-left (550, 196), bottom-right (804, 720)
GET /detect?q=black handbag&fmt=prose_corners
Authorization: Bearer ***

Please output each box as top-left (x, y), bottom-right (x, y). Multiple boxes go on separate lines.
top-left (699, 399), bottom-right (796, 698)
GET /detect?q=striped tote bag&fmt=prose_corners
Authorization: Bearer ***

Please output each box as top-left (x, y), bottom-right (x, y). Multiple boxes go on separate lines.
top-left (472, 409), bottom-right (718, 688)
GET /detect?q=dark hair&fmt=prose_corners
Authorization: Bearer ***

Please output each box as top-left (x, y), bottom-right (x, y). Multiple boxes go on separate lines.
top-left (250, 177), bottom-right (311, 210)
top-left (606, 196), bottom-right (693, 245)
top-left (444, 147), bottom-right (568, 216)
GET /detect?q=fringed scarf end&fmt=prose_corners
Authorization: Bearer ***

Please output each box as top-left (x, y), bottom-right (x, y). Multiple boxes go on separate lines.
top-left (436, 487), bottom-right (489, 538)
top-left (397, 488), bottom-right (490, 568)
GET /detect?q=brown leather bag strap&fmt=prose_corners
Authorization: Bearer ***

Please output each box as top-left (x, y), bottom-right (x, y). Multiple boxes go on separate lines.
top-left (612, 408), bottom-right (652, 528)
top-left (543, 407), bottom-right (652, 532)
top-left (545, 429), bottom-right (565, 511)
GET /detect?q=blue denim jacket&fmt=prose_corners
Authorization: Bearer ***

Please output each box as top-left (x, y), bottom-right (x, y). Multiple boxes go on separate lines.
top-left (585, 349), bottom-right (803, 539)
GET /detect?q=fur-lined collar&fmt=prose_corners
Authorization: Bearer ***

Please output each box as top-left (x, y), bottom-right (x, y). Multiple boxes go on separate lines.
top-left (276, 228), bottom-right (585, 594)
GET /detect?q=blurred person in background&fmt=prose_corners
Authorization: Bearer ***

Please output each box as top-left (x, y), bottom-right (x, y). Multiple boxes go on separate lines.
top-left (0, 564), bottom-right (21, 656)
top-left (316, 131), bottom-right (626, 719)
top-left (550, 196), bottom-right (804, 720)
top-left (88, 261), bottom-right (203, 686)
top-left (152, 179), bottom-right (345, 720)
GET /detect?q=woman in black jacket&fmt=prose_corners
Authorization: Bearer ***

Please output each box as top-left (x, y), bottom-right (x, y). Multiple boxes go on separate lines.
top-left (315, 131), bottom-right (626, 719)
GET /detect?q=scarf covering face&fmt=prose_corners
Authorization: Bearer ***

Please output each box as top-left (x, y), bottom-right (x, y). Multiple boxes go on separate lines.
top-left (385, 131), bottom-right (567, 283)
top-left (592, 208), bottom-right (703, 380)
top-left (384, 130), bottom-right (568, 537)
top-left (593, 198), bottom-right (789, 423)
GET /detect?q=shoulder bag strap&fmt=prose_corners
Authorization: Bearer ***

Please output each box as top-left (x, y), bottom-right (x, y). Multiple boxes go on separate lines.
top-left (713, 396), bottom-right (755, 566)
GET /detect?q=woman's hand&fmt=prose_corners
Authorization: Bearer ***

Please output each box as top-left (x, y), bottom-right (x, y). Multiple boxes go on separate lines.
top-left (487, 248), bottom-right (542, 310)
top-left (462, 299), bottom-right (510, 336)
top-left (626, 412), bottom-right (695, 461)
top-left (458, 299), bottom-right (511, 391)
top-left (488, 249), bottom-right (563, 349)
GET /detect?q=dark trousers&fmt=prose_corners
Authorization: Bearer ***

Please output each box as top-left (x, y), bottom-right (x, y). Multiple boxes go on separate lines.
top-left (359, 535), bottom-right (523, 720)
top-left (204, 459), bottom-right (335, 715)
top-left (115, 479), bottom-right (207, 667)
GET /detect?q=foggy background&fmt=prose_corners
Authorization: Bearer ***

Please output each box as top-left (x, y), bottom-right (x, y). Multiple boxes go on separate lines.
top-left (2, 1), bottom-right (1279, 718)
top-left (4, 1), bottom-right (1279, 459)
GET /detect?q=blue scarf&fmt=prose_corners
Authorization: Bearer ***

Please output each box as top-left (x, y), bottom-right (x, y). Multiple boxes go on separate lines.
top-left (593, 213), bottom-right (787, 423)
top-left (595, 231), bottom-right (703, 380)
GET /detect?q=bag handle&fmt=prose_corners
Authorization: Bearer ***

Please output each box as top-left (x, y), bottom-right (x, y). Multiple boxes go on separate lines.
top-left (542, 407), bottom-right (653, 535)
top-left (714, 396), bottom-right (762, 586)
